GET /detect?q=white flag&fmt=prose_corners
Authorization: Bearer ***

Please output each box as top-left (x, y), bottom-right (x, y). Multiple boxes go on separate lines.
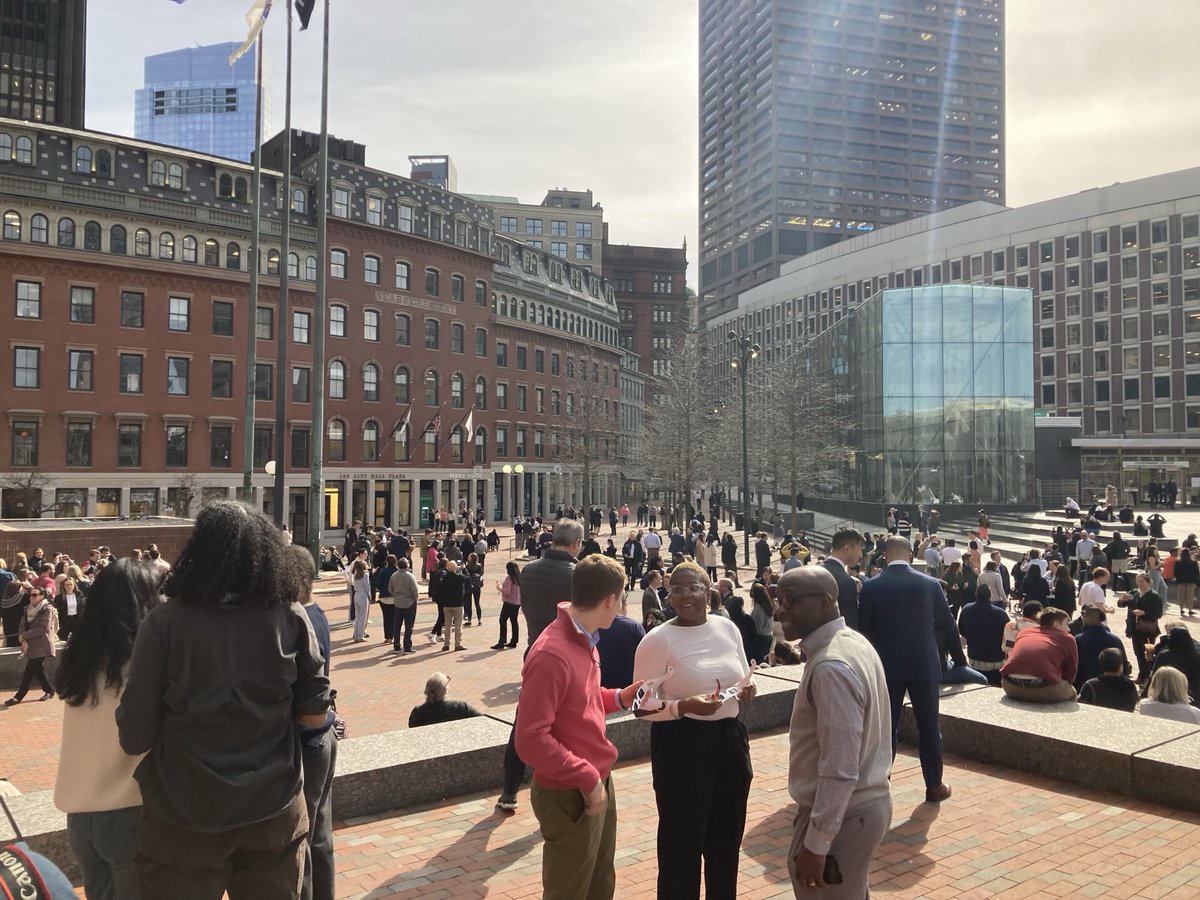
top-left (397, 406), bottom-right (411, 439)
top-left (463, 410), bottom-right (474, 437)
top-left (229, 0), bottom-right (273, 65)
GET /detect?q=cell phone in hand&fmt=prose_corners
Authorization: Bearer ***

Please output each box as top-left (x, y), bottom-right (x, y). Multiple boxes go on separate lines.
top-left (823, 854), bottom-right (844, 885)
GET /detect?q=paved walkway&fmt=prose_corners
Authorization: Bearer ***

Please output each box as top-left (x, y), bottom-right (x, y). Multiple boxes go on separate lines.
top-left (331, 729), bottom-right (1200, 899)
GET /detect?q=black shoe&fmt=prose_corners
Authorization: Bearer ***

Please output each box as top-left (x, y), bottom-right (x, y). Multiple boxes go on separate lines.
top-left (3, 698), bottom-right (21, 707)
top-left (506, 642), bottom-right (518, 648)
top-left (38, 692), bottom-right (53, 701)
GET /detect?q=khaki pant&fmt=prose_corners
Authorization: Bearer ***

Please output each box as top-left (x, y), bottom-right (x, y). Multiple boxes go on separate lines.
top-left (1001, 676), bottom-right (1078, 704)
top-left (531, 776), bottom-right (617, 900)
top-left (1178, 582), bottom-right (1197, 611)
top-left (788, 796), bottom-right (892, 899)
top-left (134, 791), bottom-right (308, 900)
top-left (442, 605), bottom-right (464, 649)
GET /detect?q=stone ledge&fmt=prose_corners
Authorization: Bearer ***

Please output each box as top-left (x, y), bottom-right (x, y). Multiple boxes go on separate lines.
top-left (1131, 733), bottom-right (1200, 814)
top-left (897, 685), bottom-right (1200, 796)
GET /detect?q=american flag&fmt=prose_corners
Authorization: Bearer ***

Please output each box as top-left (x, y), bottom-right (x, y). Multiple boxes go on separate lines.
top-left (431, 413), bottom-right (442, 435)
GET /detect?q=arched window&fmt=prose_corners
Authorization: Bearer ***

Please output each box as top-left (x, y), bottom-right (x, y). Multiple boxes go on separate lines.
top-left (150, 160), bottom-right (166, 186)
top-left (74, 146), bottom-right (91, 173)
top-left (287, 252), bottom-right (299, 278)
top-left (393, 421), bottom-right (409, 463)
top-left (305, 256), bottom-right (317, 281)
top-left (109, 223), bottom-right (125, 253)
top-left (83, 221), bottom-right (101, 250)
top-left (554, 309), bottom-right (561, 329)
top-left (58, 217), bottom-right (76, 248)
top-left (204, 238), bottom-right (219, 266)
top-left (362, 421), bottom-right (379, 461)
top-left (14, 136), bottom-right (33, 164)
top-left (424, 318), bottom-right (439, 350)
top-left (474, 375), bottom-right (487, 410)
top-left (31, 214), bottom-right (49, 244)
top-left (291, 189), bottom-right (306, 213)
top-left (474, 427), bottom-right (487, 465)
top-left (2, 210), bottom-right (20, 241)
top-left (234, 177), bottom-right (248, 202)
top-left (95, 150), bottom-right (111, 178)
top-left (536, 304), bottom-right (545, 325)
top-left (394, 261), bottom-right (410, 290)
top-left (450, 373), bottom-right (465, 408)
top-left (394, 366), bottom-right (410, 404)
top-left (131, 228), bottom-right (150, 256)
top-left (328, 360), bottom-right (346, 399)
top-left (363, 363), bottom-right (380, 402)
top-left (519, 299), bottom-right (527, 320)
top-left (450, 427), bottom-right (464, 464)
top-left (218, 174), bottom-right (233, 197)
top-left (424, 369), bottom-right (439, 406)
top-left (423, 425), bottom-right (438, 463)
top-left (158, 231), bottom-right (175, 259)
top-left (0, 134), bottom-right (11, 159)
top-left (499, 295), bottom-right (508, 317)
top-left (451, 322), bottom-right (464, 353)
top-left (327, 419), bottom-right (346, 461)
top-left (167, 163), bottom-right (183, 189)
top-left (226, 241), bottom-right (241, 270)
top-left (475, 327), bottom-right (487, 357)
top-left (267, 249), bottom-right (280, 276)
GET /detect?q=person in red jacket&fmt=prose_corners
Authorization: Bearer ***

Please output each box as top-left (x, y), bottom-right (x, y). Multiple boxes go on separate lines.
top-left (1000, 607), bottom-right (1079, 703)
top-left (514, 554), bottom-right (641, 900)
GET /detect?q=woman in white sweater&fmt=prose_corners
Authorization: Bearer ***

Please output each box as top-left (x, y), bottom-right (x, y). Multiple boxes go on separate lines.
top-left (53, 558), bottom-right (161, 900)
top-left (632, 560), bottom-right (757, 900)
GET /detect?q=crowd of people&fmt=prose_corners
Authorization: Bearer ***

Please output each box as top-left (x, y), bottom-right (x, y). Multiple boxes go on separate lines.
top-left (2, 493), bottom-right (1198, 898)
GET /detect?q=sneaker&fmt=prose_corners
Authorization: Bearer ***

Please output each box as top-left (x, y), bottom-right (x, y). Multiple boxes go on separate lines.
top-left (495, 794), bottom-right (518, 813)
top-left (426, 632), bottom-right (436, 644)
top-left (38, 692), bottom-right (53, 702)
top-left (464, 620), bottom-right (473, 627)
top-left (455, 645), bottom-right (466, 651)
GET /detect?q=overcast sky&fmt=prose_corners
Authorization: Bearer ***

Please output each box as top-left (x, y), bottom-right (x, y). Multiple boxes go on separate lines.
top-left (87, 1), bottom-right (1200, 288)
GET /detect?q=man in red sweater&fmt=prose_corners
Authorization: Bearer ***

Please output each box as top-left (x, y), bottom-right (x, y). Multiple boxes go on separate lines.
top-left (1000, 607), bottom-right (1079, 703)
top-left (515, 554), bottom-right (642, 900)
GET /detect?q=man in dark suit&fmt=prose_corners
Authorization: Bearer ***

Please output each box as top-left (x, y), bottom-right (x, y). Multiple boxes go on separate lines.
top-left (858, 535), bottom-right (956, 803)
top-left (822, 528), bottom-right (863, 631)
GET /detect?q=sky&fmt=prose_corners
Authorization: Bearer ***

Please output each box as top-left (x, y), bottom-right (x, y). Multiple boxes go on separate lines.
top-left (86, 1), bottom-right (1200, 289)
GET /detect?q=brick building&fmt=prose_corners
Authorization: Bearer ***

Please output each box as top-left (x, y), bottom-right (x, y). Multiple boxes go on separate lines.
top-left (0, 118), bottom-right (624, 538)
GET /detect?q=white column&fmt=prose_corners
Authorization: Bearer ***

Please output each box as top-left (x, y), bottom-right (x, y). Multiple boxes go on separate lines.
top-left (531, 472), bottom-right (540, 520)
top-left (86, 486), bottom-right (97, 517)
top-left (484, 475), bottom-right (495, 525)
top-left (501, 473), bottom-right (512, 521)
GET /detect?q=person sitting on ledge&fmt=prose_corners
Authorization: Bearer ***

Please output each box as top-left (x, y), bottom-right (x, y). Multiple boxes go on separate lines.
top-left (1136, 666), bottom-right (1200, 725)
top-left (1000, 607), bottom-right (1079, 703)
top-left (408, 672), bottom-right (481, 728)
top-left (1078, 647), bottom-right (1138, 712)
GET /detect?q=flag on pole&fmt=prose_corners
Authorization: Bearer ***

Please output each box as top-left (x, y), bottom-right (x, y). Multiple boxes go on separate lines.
top-left (463, 409), bottom-right (474, 437)
top-left (397, 405), bottom-right (412, 438)
top-left (229, 0), bottom-right (274, 65)
top-left (431, 411), bottom-right (443, 436)
top-left (296, 0), bottom-right (316, 30)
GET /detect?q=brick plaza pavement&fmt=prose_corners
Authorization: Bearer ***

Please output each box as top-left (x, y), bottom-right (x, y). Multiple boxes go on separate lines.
top-left (332, 730), bottom-right (1200, 900)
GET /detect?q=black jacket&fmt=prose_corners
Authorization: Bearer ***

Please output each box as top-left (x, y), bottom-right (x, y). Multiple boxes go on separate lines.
top-left (1079, 674), bottom-right (1138, 712)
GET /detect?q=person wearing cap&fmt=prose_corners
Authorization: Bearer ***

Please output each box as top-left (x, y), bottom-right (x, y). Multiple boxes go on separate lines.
top-left (408, 673), bottom-right (481, 728)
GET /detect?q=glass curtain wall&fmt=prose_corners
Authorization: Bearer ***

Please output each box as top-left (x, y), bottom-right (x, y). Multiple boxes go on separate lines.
top-left (811, 285), bottom-right (1034, 505)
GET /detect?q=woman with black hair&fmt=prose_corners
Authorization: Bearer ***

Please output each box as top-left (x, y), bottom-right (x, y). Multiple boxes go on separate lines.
top-left (53, 558), bottom-right (159, 900)
top-left (116, 501), bottom-right (332, 899)
top-left (492, 561), bottom-right (521, 650)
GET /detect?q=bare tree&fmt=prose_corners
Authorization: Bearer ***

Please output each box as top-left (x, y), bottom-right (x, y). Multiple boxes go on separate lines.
top-left (0, 471), bottom-right (57, 518)
top-left (557, 354), bottom-right (622, 508)
top-left (166, 472), bottom-right (202, 518)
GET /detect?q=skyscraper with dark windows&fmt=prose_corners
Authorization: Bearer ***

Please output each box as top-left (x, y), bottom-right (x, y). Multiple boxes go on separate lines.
top-left (0, 0), bottom-right (87, 127)
top-left (698, 0), bottom-right (1006, 326)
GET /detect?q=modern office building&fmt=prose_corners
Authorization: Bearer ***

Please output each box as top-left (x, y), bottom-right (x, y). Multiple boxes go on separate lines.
top-left (468, 188), bottom-right (606, 273)
top-left (134, 41), bottom-right (269, 163)
top-left (705, 166), bottom-right (1200, 509)
top-left (802, 284), bottom-right (1033, 515)
top-left (0, 117), bottom-right (625, 534)
top-left (409, 155), bottom-right (457, 192)
top-left (604, 241), bottom-right (689, 394)
top-left (0, 0), bottom-right (86, 127)
top-left (698, 0), bottom-right (1005, 326)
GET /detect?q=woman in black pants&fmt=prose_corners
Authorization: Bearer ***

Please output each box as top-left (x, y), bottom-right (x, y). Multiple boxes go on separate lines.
top-left (5, 585), bottom-right (57, 704)
top-left (632, 561), bottom-right (756, 900)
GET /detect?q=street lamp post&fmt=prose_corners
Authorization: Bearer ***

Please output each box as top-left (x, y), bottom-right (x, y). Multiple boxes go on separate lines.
top-left (502, 463), bottom-right (525, 519)
top-left (729, 332), bottom-right (760, 567)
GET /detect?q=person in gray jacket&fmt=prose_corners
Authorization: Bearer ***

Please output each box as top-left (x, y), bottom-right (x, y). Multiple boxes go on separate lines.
top-left (388, 558), bottom-right (421, 654)
top-left (495, 518), bottom-right (583, 814)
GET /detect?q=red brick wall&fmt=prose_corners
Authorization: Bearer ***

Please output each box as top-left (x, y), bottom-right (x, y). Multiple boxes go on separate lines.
top-left (0, 522), bottom-right (194, 569)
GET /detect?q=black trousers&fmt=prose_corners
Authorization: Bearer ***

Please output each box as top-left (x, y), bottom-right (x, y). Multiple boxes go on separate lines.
top-left (498, 603), bottom-right (520, 646)
top-left (379, 603), bottom-right (395, 641)
top-left (14, 656), bottom-right (53, 700)
top-left (1, 606), bottom-right (22, 648)
top-left (393, 606), bottom-right (416, 652)
top-left (651, 717), bottom-right (752, 900)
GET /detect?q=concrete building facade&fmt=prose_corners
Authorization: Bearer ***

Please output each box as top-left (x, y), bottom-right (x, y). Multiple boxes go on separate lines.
top-left (698, 0), bottom-right (1005, 326)
top-left (469, 188), bottom-right (605, 274)
top-left (704, 167), bottom-right (1200, 508)
top-left (605, 241), bottom-right (690, 397)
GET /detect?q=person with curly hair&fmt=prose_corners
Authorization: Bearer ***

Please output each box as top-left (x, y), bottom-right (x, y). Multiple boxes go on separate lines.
top-left (54, 558), bottom-right (160, 900)
top-left (116, 501), bottom-right (331, 899)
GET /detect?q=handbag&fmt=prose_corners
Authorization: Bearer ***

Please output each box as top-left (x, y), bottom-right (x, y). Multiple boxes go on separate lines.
top-left (1134, 617), bottom-right (1159, 635)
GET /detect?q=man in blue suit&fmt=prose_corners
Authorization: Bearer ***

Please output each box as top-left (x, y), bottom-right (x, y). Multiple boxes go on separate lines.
top-left (821, 528), bottom-right (863, 631)
top-left (858, 536), bottom-right (956, 803)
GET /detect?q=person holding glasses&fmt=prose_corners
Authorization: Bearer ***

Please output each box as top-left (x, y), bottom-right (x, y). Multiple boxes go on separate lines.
top-left (632, 561), bottom-right (756, 900)
top-left (4, 585), bottom-right (58, 705)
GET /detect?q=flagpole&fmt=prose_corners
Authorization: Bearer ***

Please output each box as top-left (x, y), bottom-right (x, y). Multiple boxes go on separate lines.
top-left (272, 0), bottom-right (294, 527)
top-left (308, 0), bottom-right (331, 560)
top-left (241, 30), bottom-right (266, 503)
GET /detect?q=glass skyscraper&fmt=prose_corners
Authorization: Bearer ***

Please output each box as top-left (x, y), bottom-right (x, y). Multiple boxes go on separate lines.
top-left (134, 41), bottom-right (270, 162)
top-left (807, 285), bottom-right (1033, 506)
top-left (698, 0), bottom-right (1006, 326)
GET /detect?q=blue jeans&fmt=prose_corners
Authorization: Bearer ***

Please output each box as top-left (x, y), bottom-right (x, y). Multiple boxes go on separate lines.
top-left (67, 806), bottom-right (141, 900)
top-left (940, 663), bottom-right (990, 686)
